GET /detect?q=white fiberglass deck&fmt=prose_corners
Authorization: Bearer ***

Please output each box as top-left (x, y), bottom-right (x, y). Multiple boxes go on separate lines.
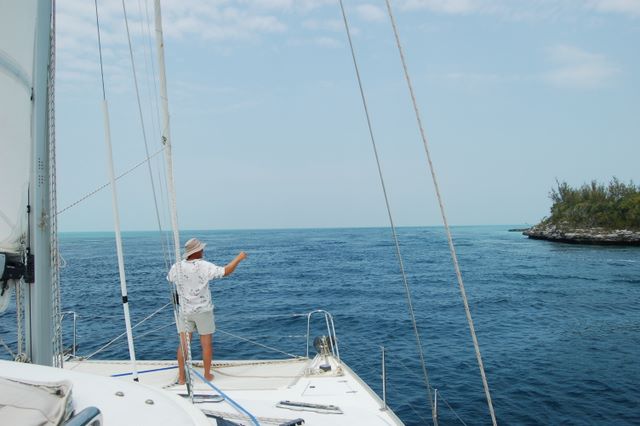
top-left (65, 355), bottom-right (404, 425)
top-left (0, 360), bottom-right (209, 426)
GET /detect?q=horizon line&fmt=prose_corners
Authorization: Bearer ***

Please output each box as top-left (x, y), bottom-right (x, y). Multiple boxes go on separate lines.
top-left (58, 223), bottom-right (533, 235)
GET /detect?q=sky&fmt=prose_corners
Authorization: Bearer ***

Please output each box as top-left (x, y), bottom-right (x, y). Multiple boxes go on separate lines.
top-left (53, 0), bottom-right (640, 232)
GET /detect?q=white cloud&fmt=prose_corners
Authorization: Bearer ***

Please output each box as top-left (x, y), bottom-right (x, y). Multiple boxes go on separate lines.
top-left (161, 2), bottom-right (287, 41)
top-left (589, 0), bottom-right (640, 16)
top-left (55, 0), bottom-right (292, 88)
top-left (300, 18), bottom-right (363, 40)
top-left (54, 0), bottom-right (636, 90)
top-left (427, 71), bottom-right (532, 89)
top-left (313, 36), bottom-right (342, 48)
top-left (302, 19), bottom-right (344, 32)
top-left (544, 44), bottom-right (620, 89)
top-left (239, 0), bottom-right (336, 12)
top-left (56, 0), bottom-right (290, 46)
top-left (400, 0), bottom-right (640, 18)
top-left (442, 72), bottom-right (502, 83)
top-left (398, 0), bottom-right (567, 20)
top-left (401, 0), bottom-right (479, 14)
top-left (356, 4), bottom-right (386, 22)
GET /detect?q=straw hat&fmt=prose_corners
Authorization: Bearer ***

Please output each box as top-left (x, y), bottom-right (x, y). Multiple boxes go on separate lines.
top-left (183, 238), bottom-right (206, 259)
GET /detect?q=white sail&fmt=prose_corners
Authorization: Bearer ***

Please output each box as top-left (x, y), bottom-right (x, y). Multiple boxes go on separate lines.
top-left (0, 0), bottom-right (38, 254)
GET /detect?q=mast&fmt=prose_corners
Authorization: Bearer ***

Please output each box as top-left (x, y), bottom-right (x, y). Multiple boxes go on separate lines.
top-left (153, 0), bottom-right (193, 397)
top-left (153, 0), bottom-right (181, 318)
top-left (28, 0), bottom-right (54, 366)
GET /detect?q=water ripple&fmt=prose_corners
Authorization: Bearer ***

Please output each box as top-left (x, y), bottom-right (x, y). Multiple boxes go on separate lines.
top-left (2, 226), bottom-right (639, 425)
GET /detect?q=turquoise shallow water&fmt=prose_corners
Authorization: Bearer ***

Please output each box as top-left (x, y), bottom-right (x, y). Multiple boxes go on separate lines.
top-left (2, 226), bottom-right (639, 425)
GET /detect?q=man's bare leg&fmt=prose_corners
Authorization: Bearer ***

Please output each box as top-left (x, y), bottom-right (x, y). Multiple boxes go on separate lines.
top-left (177, 332), bottom-right (193, 385)
top-left (200, 333), bottom-right (214, 381)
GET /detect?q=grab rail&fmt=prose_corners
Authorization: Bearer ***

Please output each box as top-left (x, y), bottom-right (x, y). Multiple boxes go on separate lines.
top-left (305, 310), bottom-right (340, 361)
top-left (60, 311), bottom-right (77, 358)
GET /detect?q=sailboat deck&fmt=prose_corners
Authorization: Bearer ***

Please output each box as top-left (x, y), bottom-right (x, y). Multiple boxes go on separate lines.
top-left (65, 357), bottom-right (404, 425)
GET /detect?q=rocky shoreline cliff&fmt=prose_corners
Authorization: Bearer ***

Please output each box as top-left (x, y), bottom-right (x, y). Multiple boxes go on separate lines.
top-left (523, 223), bottom-right (640, 246)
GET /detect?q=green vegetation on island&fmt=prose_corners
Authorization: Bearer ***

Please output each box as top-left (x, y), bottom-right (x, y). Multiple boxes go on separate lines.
top-left (524, 178), bottom-right (640, 246)
top-left (544, 178), bottom-right (640, 230)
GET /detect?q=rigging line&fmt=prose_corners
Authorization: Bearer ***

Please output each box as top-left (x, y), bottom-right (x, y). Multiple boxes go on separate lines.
top-left (131, 321), bottom-right (175, 341)
top-left (224, 334), bottom-right (306, 339)
top-left (49, 0), bottom-right (63, 368)
top-left (121, 0), bottom-right (170, 269)
top-left (138, 0), bottom-right (168, 205)
top-left (139, 0), bottom-right (172, 272)
top-left (16, 280), bottom-right (24, 356)
top-left (73, 323), bottom-right (172, 361)
top-left (153, 0), bottom-right (195, 399)
top-left (217, 329), bottom-right (301, 359)
top-left (386, 350), bottom-right (433, 380)
top-left (383, 2), bottom-right (498, 425)
top-left (337, 1), bottom-right (436, 423)
top-left (0, 337), bottom-right (15, 359)
top-left (384, 376), bottom-right (433, 425)
top-left (93, 0), bottom-right (106, 100)
top-left (140, 0), bottom-right (172, 262)
top-left (135, 0), bottom-right (163, 198)
top-left (338, 343), bottom-right (444, 426)
top-left (157, 158), bottom-right (173, 267)
top-left (336, 348), bottom-right (432, 424)
top-left (55, 147), bottom-right (164, 216)
top-left (23, 189), bottom-right (30, 361)
top-left (336, 344), bottom-right (444, 424)
top-left (136, 0), bottom-right (160, 141)
top-left (94, 0), bottom-right (139, 382)
top-left (393, 357), bottom-right (466, 426)
top-left (191, 369), bottom-right (260, 426)
top-left (79, 302), bottom-right (172, 362)
top-left (142, 0), bottom-right (164, 150)
top-left (438, 392), bottom-right (470, 426)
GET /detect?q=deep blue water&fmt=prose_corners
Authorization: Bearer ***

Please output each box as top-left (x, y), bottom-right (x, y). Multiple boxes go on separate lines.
top-left (2, 226), bottom-right (639, 425)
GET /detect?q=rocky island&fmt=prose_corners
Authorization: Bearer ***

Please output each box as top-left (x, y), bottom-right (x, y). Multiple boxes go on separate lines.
top-left (524, 178), bottom-right (640, 246)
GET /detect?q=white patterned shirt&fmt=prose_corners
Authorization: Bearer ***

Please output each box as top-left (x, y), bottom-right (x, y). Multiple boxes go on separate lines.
top-left (168, 259), bottom-right (225, 314)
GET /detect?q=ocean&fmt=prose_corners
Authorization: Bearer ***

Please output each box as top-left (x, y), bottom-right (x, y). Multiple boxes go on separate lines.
top-left (2, 226), bottom-right (639, 425)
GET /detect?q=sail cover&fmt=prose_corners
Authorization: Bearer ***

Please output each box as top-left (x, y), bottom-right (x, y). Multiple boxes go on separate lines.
top-left (0, 0), bottom-right (37, 253)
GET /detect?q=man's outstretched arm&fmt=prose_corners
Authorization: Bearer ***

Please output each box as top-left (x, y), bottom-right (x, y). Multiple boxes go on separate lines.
top-left (224, 252), bottom-right (247, 276)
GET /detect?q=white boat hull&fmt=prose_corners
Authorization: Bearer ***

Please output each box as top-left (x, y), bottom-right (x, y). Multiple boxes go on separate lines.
top-left (64, 356), bottom-right (404, 425)
top-left (0, 359), bottom-right (209, 425)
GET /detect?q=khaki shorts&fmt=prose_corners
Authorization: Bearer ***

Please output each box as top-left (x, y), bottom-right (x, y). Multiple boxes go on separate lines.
top-left (178, 309), bottom-right (216, 335)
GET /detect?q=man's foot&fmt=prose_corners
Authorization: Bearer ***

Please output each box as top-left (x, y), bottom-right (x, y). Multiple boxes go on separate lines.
top-left (204, 372), bottom-right (214, 381)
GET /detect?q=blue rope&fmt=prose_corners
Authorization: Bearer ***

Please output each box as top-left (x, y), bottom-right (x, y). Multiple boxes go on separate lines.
top-left (190, 369), bottom-right (260, 426)
top-left (109, 365), bottom-right (259, 425)
top-left (111, 365), bottom-right (177, 377)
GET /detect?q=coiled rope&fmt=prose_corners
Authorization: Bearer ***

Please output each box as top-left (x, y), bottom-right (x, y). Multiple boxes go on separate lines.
top-left (383, 1), bottom-right (497, 424)
top-left (337, 1), bottom-right (437, 424)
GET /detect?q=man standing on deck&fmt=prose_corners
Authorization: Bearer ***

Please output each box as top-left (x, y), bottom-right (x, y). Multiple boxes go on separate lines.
top-left (168, 238), bottom-right (247, 384)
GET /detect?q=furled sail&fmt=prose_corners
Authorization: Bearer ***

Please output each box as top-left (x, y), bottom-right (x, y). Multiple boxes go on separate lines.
top-left (0, 0), bottom-right (37, 254)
